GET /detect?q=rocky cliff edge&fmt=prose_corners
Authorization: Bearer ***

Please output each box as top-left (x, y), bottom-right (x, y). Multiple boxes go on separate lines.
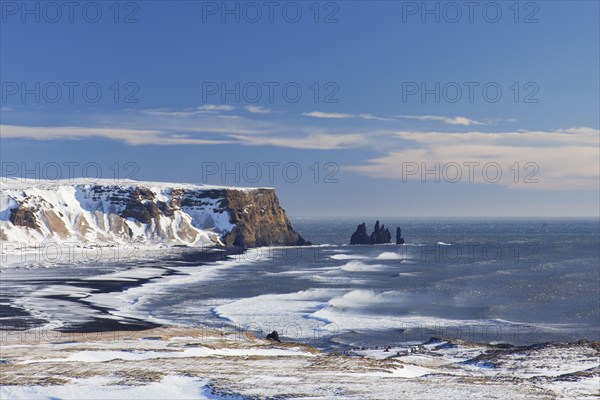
top-left (0, 179), bottom-right (310, 249)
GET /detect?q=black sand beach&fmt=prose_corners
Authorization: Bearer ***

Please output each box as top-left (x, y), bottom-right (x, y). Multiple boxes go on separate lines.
top-left (0, 247), bottom-right (245, 333)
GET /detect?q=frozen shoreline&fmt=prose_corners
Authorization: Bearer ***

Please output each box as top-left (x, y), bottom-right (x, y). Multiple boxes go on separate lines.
top-left (1, 326), bottom-right (598, 399)
top-left (0, 242), bottom-right (227, 270)
top-left (2, 242), bottom-right (598, 347)
top-left (0, 246), bottom-right (245, 333)
top-left (2, 242), bottom-right (599, 398)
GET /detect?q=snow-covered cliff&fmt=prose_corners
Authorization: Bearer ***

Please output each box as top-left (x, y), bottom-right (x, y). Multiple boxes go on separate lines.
top-left (0, 179), bottom-right (309, 249)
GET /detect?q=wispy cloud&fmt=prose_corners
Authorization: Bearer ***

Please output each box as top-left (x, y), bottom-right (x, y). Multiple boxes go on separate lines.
top-left (230, 132), bottom-right (367, 150)
top-left (303, 111), bottom-right (487, 125)
top-left (141, 109), bottom-right (196, 118)
top-left (359, 113), bottom-right (395, 121)
top-left (1, 123), bottom-right (367, 150)
top-left (244, 105), bottom-right (271, 114)
top-left (348, 128), bottom-right (600, 190)
top-left (5, 106), bottom-right (598, 191)
top-left (142, 105), bottom-right (235, 117)
top-left (303, 111), bottom-right (396, 121)
top-left (198, 104), bottom-right (235, 112)
top-left (396, 115), bottom-right (486, 126)
top-left (302, 111), bottom-right (355, 119)
top-left (0, 125), bottom-right (232, 146)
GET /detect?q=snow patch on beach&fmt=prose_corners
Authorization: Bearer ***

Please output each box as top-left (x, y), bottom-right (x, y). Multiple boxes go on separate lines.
top-left (0, 376), bottom-right (238, 400)
top-left (23, 346), bottom-right (315, 364)
top-left (1, 327), bottom-right (597, 400)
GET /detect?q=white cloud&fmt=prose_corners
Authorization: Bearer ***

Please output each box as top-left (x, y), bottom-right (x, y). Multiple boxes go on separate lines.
top-left (304, 111), bottom-right (487, 125)
top-left (359, 113), bottom-right (395, 121)
top-left (396, 115), bottom-right (486, 126)
top-left (0, 124), bottom-right (367, 150)
top-left (303, 111), bottom-right (355, 119)
top-left (5, 103), bottom-right (598, 192)
top-left (141, 105), bottom-right (235, 118)
top-left (244, 105), bottom-right (271, 114)
top-left (230, 133), bottom-right (367, 150)
top-left (141, 109), bottom-right (196, 118)
top-left (0, 125), bottom-right (232, 146)
top-left (124, 108), bottom-right (271, 135)
top-left (197, 104), bottom-right (235, 112)
top-left (303, 111), bottom-right (397, 121)
top-left (348, 128), bottom-right (600, 190)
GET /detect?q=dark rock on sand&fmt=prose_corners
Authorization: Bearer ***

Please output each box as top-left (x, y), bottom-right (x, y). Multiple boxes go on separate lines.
top-left (266, 330), bottom-right (281, 342)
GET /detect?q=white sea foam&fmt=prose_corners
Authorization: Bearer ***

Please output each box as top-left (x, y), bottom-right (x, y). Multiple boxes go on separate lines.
top-left (325, 290), bottom-right (405, 309)
top-left (339, 261), bottom-right (387, 272)
top-left (375, 251), bottom-right (404, 260)
top-left (12, 248), bottom-right (265, 328)
top-left (330, 254), bottom-right (368, 260)
top-left (215, 281), bottom-right (588, 343)
top-left (398, 272), bottom-right (421, 277)
top-left (214, 288), bottom-right (345, 340)
top-left (214, 289), bottom-right (443, 339)
top-left (86, 253), bottom-right (258, 324)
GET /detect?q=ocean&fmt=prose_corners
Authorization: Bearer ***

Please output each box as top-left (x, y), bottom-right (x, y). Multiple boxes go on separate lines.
top-left (1, 218), bottom-right (598, 350)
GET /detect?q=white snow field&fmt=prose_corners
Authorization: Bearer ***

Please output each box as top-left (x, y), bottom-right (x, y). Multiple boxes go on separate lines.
top-left (0, 178), bottom-right (265, 267)
top-left (1, 327), bottom-right (598, 399)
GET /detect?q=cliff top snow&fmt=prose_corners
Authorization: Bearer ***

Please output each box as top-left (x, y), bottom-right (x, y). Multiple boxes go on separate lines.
top-left (1, 178), bottom-right (308, 266)
top-left (0, 177), bottom-right (272, 192)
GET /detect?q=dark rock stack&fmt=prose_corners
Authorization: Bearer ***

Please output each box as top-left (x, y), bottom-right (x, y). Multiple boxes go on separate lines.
top-left (396, 227), bottom-right (405, 244)
top-left (350, 222), bottom-right (371, 245)
top-left (370, 221), bottom-right (391, 244)
top-left (350, 220), bottom-right (395, 245)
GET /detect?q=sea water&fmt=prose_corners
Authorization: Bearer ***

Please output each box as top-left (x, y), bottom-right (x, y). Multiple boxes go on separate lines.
top-left (1, 218), bottom-right (598, 350)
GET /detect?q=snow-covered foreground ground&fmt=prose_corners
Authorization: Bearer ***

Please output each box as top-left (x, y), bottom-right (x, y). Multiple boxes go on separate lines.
top-left (1, 327), bottom-right (598, 399)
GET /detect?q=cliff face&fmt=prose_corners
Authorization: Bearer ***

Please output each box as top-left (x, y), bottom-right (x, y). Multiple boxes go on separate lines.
top-left (0, 179), bottom-right (309, 249)
top-left (220, 189), bottom-right (310, 248)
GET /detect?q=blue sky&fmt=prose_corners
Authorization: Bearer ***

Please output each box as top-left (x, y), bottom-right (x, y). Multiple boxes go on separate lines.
top-left (1, 1), bottom-right (599, 217)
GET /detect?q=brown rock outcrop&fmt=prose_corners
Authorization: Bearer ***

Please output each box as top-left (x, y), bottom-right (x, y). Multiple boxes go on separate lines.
top-left (5, 183), bottom-right (310, 249)
top-left (219, 189), bottom-right (311, 248)
top-left (9, 205), bottom-right (39, 229)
